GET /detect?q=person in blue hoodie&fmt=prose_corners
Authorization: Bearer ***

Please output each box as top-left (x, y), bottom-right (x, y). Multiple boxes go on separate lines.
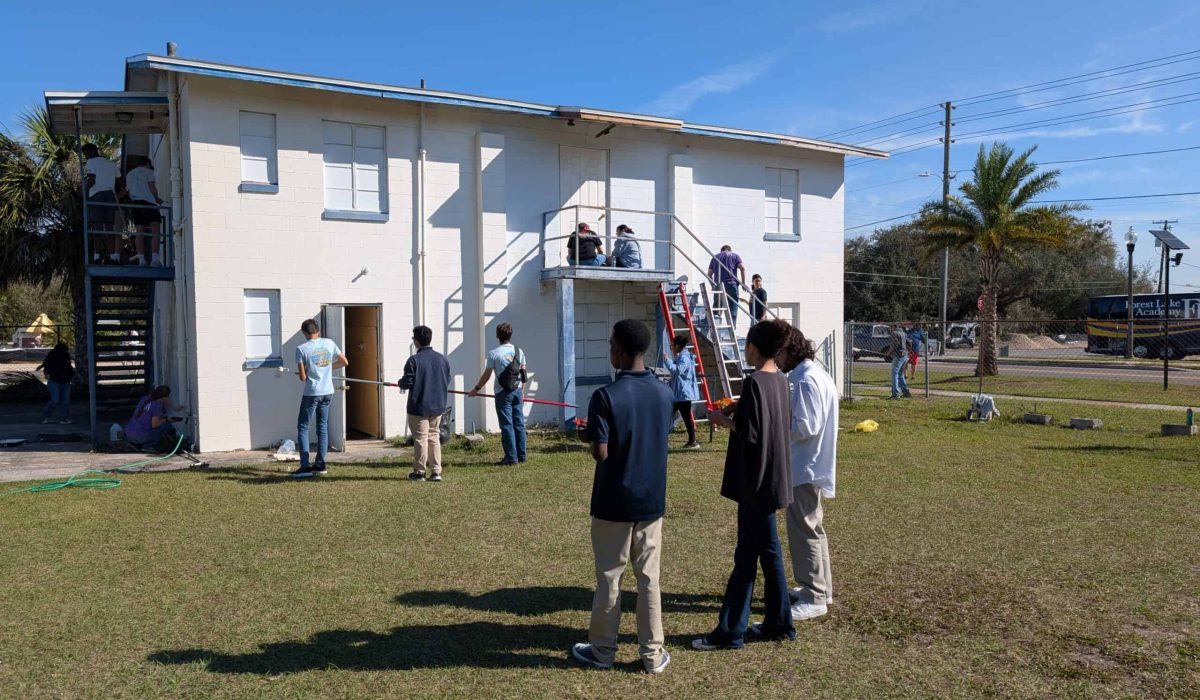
top-left (661, 333), bottom-right (701, 449)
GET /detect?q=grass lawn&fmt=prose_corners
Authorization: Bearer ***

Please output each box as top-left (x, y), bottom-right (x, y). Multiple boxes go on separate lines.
top-left (1, 398), bottom-right (1198, 698)
top-left (853, 365), bottom-right (1200, 407)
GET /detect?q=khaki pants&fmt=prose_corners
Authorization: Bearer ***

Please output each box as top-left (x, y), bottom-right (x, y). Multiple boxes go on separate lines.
top-left (785, 483), bottom-right (832, 605)
top-left (589, 517), bottom-right (665, 669)
top-left (407, 414), bottom-right (442, 475)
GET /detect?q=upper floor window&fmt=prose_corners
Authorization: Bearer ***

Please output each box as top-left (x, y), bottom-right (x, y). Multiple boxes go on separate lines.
top-left (239, 111), bottom-right (277, 189)
top-left (323, 121), bottom-right (386, 215)
top-left (764, 167), bottom-right (799, 237)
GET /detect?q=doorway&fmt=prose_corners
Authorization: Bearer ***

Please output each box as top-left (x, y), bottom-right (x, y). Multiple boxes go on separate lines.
top-left (322, 304), bottom-right (384, 448)
top-left (559, 146), bottom-right (609, 239)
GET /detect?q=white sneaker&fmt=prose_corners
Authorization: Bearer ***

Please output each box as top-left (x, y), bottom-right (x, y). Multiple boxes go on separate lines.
top-left (645, 649), bottom-right (671, 675)
top-left (109, 253), bottom-right (121, 262)
top-left (790, 601), bottom-right (828, 620)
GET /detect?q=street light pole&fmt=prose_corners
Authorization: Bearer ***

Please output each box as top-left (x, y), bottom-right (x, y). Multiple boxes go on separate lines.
top-left (939, 101), bottom-right (953, 356)
top-left (1124, 227), bottom-right (1137, 359)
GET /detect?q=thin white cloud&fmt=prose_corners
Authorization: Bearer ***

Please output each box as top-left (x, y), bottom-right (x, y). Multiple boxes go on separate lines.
top-left (816, 2), bottom-right (928, 35)
top-left (641, 54), bottom-right (782, 116)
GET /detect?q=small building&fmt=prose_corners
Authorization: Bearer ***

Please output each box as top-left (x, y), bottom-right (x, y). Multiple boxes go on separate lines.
top-left (45, 50), bottom-right (885, 451)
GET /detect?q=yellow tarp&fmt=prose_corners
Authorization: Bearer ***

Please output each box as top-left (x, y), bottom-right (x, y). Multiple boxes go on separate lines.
top-left (22, 313), bottom-right (55, 335)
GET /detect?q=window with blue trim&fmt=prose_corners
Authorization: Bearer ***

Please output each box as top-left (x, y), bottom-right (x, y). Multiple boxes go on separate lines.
top-left (764, 167), bottom-right (799, 238)
top-left (239, 111), bottom-right (278, 189)
top-left (323, 121), bottom-right (386, 214)
top-left (243, 289), bottom-right (281, 367)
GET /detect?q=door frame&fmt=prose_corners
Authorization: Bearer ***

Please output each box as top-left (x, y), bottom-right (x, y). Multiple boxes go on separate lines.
top-left (558, 145), bottom-right (611, 241)
top-left (321, 303), bottom-right (385, 449)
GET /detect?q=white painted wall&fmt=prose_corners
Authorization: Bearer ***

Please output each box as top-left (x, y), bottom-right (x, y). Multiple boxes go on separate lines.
top-left (176, 75), bottom-right (845, 452)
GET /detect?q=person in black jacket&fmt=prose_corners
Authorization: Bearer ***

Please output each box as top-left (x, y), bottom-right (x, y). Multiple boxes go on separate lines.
top-left (694, 320), bottom-right (796, 650)
top-left (399, 326), bottom-right (452, 482)
top-left (36, 342), bottom-right (75, 424)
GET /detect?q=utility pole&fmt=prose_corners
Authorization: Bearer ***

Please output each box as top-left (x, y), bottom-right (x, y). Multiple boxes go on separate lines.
top-left (938, 101), bottom-right (953, 355)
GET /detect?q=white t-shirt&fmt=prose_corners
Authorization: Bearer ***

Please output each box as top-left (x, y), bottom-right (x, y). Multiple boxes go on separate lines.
top-left (85, 156), bottom-right (119, 196)
top-left (485, 343), bottom-right (526, 391)
top-left (125, 166), bottom-right (157, 204)
top-left (787, 359), bottom-right (840, 497)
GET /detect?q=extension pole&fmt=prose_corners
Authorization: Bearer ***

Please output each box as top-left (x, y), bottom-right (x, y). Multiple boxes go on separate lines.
top-left (331, 376), bottom-right (576, 408)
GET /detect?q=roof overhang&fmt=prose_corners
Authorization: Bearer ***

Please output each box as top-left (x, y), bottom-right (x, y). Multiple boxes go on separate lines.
top-left (122, 54), bottom-right (887, 159)
top-left (44, 91), bottom-right (169, 135)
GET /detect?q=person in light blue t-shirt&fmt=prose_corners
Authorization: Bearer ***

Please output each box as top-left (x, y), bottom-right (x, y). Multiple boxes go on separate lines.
top-left (292, 319), bottom-right (348, 478)
top-left (469, 322), bottom-right (527, 465)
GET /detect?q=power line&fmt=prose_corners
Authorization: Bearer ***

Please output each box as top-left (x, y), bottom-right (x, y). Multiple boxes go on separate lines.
top-left (955, 92), bottom-right (1200, 140)
top-left (846, 270), bottom-right (944, 280)
top-left (844, 278), bottom-right (937, 289)
top-left (818, 104), bottom-right (943, 140)
top-left (844, 212), bottom-right (920, 231)
top-left (846, 175), bottom-right (924, 193)
top-left (1038, 145), bottom-right (1200, 165)
top-left (953, 48), bottom-right (1200, 107)
top-left (955, 70), bottom-right (1200, 123)
top-left (1034, 191), bottom-right (1200, 203)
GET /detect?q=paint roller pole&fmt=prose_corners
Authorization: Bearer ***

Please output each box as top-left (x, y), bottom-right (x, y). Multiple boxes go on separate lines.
top-left (326, 375), bottom-right (578, 408)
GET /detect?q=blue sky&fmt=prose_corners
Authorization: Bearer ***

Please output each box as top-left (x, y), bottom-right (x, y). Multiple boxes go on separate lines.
top-left (3, 0), bottom-right (1198, 288)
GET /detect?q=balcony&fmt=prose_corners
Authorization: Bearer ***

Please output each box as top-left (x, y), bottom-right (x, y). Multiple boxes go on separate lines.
top-left (539, 205), bottom-right (677, 284)
top-left (84, 201), bottom-right (175, 281)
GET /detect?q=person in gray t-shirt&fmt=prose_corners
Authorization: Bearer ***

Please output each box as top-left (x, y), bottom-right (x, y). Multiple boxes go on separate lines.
top-left (887, 325), bottom-right (911, 400)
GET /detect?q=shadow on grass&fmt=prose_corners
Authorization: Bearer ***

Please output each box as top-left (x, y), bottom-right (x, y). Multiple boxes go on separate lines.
top-left (1030, 445), bottom-right (1154, 453)
top-left (395, 586), bottom-right (721, 616)
top-left (148, 622), bottom-right (579, 673)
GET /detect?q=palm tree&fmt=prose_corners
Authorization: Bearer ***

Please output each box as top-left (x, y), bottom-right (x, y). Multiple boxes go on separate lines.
top-left (919, 142), bottom-right (1083, 376)
top-left (0, 108), bottom-right (120, 380)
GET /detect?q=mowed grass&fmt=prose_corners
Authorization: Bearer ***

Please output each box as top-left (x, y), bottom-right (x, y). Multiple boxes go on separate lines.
top-left (853, 364), bottom-right (1200, 407)
top-left (1, 398), bottom-right (1198, 699)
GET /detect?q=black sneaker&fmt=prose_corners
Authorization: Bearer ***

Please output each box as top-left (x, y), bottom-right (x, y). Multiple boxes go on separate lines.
top-left (683, 441), bottom-right (701, 450)
top-left (496, 459), bottom-right (517, 466)
top-left (314, 466), bottom-right (329, 476)
top-left (408, 471), bottom-right (425, 481)
top-left (426, 473), bottom-right (442, 482)
top-left (289, 469), bottom-right (316, 479)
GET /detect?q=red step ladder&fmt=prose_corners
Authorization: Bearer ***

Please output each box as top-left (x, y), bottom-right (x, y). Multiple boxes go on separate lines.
top-left (657, 281), bottom-right (714, 411)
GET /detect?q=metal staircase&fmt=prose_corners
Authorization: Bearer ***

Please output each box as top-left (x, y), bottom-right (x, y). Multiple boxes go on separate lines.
top-left (90, 280), bottom-right (155, 416)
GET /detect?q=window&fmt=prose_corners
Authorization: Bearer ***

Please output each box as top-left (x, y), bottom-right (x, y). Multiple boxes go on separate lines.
top-left (243, 289), bottom-right (281, 368)
top-left (764, 167), bottom-right (799, 237)
top-left (239, 112), bottom-right (277, 192)
top-left (323, 121), bottom-right (386, 218)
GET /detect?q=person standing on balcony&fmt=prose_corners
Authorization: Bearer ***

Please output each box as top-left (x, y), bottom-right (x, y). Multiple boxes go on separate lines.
top-left (661, 333), bottom-right (700, 449)
top-left (750, 274), bottom-right (769, 323)
top-left (123, 157), bottom-right (164, 266)
top-left (82, 143), bottom-right (119, 263)
top-left (567, 222), bottom-right (606, 266)
top-left (610, 225), bottom-right (642, 269)
top-left (292, 319), bottom-right (348, 478)
top-left (469, 322), bottom-right (527, 465)
top-left (708, 245), bottom-right (746, 328)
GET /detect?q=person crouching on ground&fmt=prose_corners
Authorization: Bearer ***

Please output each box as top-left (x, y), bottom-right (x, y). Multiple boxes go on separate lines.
top-left (694, 319), bottom-right (796, 650)
top-left (777, 325), bottom-right (839, 622)
top-left (399, 325), bottom-right (451, 482)
top-left (661, 333), bottom-right (700, 449)
top-left (571, 319), bottom-right (674, 675)
top-left (124, 385), bottom-right (178, 450)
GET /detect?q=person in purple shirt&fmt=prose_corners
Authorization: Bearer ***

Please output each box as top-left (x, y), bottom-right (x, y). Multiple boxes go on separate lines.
top-left (124, 385), bottom-right (177, 449)
top-left (708, 245), bottom-right (747, 328)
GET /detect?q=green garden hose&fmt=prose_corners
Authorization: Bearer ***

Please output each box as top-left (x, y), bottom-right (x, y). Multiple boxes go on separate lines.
top-left (0, 434), bottom-right (186, 497)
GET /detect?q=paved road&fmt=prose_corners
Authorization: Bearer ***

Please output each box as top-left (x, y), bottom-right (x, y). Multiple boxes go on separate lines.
top-left (853, 358), bottom-right (1200, 386)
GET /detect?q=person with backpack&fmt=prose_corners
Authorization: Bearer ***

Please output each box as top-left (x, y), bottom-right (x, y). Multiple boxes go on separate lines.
top-left (469, 322), bottom-right (527, 465)
top-left (398, 325), bottom-right (452, 482)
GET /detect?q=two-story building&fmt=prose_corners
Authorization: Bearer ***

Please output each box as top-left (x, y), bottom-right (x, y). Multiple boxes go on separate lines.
top-left (45, 49), bottom-right (885, 452)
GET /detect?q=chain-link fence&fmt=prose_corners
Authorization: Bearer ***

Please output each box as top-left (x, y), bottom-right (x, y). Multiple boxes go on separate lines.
top-left (846, 320), bottom-right (1200, 409)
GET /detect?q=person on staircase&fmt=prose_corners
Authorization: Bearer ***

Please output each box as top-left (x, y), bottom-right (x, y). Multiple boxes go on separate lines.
top-left (567, 222), bottom-right (606, 266)
top-left (123, 157), bottom-right (164, 266)
top-left (609, 225), bottom-right (642, 269)
top-left (82, 143), bottom-right (120, 263)
top-left (661, 333), bottom-right (700, 449)
top-left (707, 245), bottom-right (746, 328)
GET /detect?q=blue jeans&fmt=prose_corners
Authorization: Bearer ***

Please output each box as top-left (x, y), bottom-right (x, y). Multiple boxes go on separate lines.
top-left (709, 504), bottom-right (795, 646)
top-left (568, 254), bottom-right (607, 266)
top-left (43, 380), bottom-right (71, 421)
top-left (722, 281), bottom-right (740, 327)
top-left (495, 387), bottom-right (527, 463)
top-left (890, 356), bottom-right (911, 398)
top-left (297, 394), bottom-right (332, 470)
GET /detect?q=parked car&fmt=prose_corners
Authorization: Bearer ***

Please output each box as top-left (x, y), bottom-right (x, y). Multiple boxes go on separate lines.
top-left (945, 322), bottom-right (978, 349)
top-left (852, 324), bottom-right (893, 360)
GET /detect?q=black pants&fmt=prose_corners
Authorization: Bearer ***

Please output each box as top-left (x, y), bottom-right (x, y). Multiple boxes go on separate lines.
top-left (672, 401), bottom-right (696, 443)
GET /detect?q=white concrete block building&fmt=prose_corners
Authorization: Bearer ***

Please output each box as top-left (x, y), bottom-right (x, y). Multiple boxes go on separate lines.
top-left (45, 52), bottom-right (884, 452)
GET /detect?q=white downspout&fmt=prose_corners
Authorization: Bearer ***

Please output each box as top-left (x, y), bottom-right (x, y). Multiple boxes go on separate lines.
top-left (415, 101), bottom-right (427, 326)
top-left (167, 72), bottom-right (196, 443)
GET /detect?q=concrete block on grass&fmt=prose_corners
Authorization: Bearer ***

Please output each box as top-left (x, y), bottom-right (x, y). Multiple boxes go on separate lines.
top-left (1160, 424), bottom-right (1198, 437)
top-left (1070, 417), bottom-right (1103, 430)
top-left (1023, 413), bottom-right (1053, 425)
top-left (462, 433), bottom-right (486, 448)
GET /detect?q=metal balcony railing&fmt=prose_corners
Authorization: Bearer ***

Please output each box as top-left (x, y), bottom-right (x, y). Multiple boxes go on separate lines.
top-left (83, 200), bottom-right (173, 273)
